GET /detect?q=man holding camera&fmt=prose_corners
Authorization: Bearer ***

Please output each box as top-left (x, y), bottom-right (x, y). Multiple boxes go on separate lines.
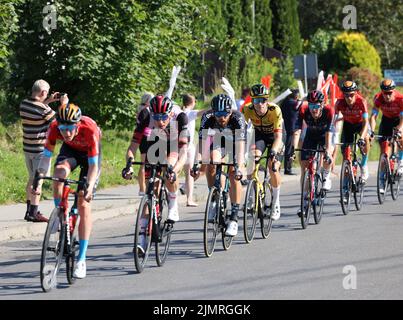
top-left (19, 79), bottom-right (60, 222)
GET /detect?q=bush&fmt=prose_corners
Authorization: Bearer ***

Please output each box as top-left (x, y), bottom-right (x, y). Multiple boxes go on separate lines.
top-left (241, 54), bottom-right (278, 93)
top-left (343, 67), bottom-right (381, 102)
top-left (332, 32), bottom-right (382, 77)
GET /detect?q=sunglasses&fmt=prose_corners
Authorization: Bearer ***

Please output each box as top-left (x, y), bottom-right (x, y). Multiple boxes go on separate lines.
top-left (152, 113), bottom-right (169, 121)
top-left (58, 124), bottom-right (77, 132)
top-left (252, 97), bottom-right (268, 104)
top-left (308, 103), bottom-right (321, 110)
top-left (382, 91), bottom-right (393, 96)
top-left (214, 111), bottom-right (230, 118)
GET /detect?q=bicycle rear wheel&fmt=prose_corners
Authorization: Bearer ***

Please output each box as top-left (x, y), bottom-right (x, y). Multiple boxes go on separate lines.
top-left (260, 180), bottom-right (273, 239)
top-left (133, 196), bottom-right (152, 273)
top-left (377, 154), bottom-right (389, 204)
top-left (243, 179), bottom-right (258, 243)
top-left (313, 174), bottom-right (324, 224)
top-left (155, 188), bottom-right (171, 267)
top-left (203, 187), bottom-right (219, 257)
top-left (340, 160), bottom-right (352, 215)
top-left (221, 192), bottom-right (233, 250)
top-left (300, 170), bottom-right (312, 229)
top-left (391, 159), bottom-right (401, 200)
top-left (40, 208), bottom-right (65, 292)
top-left (66, 214), bottom-right (80, 285)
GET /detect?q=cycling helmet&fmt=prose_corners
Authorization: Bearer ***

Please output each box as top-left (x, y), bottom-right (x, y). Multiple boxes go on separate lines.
top-left (250, 83), bottom-right (270, 98)
top-left (57, 103), bottom-right (82, 124)
top-left (307, 90), bottom-right (325, 104)
top-left (380, 79), bottom-right (396, 91)
top-left (211, 94), bottom-right (232, 113)
top-left (341, 80), bottom-right (358, 92)
top-left (149, 95), bottom-right (173, 114)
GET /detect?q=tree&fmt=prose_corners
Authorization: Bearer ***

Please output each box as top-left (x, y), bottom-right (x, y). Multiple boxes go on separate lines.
top-left (255, 0), bottom-right (273, 50)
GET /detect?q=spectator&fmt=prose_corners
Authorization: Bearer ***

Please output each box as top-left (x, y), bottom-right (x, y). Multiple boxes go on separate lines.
top-left (180, 94), bottom-right (206, 206)
top-left (236, 87), bottom-right (250, 111)
top-left (137, 92), bottom-right (154, 196)
top-left (280, 89), bottom-right (302, 175)
top-left (19, 79), bottom-right (58, 222)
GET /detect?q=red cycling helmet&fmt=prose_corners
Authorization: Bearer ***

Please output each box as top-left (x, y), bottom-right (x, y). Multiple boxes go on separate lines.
top-left (149, 95), bottom-right (173, 114)
top-left (307, 90), bottom-right (325, 104)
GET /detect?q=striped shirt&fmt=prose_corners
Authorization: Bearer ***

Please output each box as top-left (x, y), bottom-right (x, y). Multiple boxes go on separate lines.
top-left (19, 98), bottom-right (56, 154)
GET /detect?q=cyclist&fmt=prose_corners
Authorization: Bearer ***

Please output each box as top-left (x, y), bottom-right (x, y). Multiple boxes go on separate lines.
top-left (242, 83), bottom-right (283, 220)
top-left (34, 96), bottom-right (101, 279)
top-left (334, 81), bottom-right (370, 181)
top-left (293, 90), bottom-right (334, 217)
top-left (370, 79), bottom-right (403, 182)
top-left (122, 95), bottom-right (189, 254)
top-left (191, 94), bottom-right (246, 237)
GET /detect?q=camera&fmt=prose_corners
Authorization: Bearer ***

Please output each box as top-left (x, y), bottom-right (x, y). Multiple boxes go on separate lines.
top-left (55, 92), bottom-right (66, 99)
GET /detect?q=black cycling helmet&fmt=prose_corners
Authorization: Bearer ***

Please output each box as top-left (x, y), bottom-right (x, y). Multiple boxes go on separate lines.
top-left (341, 80), bottom-right (358, 93)
top-left (149, 94), bottom-right (173, 114)
top-left (380, 79), bottom-right (396, 91)
top-left (57, 103), bottom-right (82, 124)
top-left (250, 83), bottom-right (269, 98)
top-left (211, 94), bottom-right (232, 113)
top-left (307, 90), bottom-right (325, 104)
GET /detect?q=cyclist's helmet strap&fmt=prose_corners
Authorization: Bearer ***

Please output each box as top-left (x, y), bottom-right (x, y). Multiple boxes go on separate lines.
top-left (380, 79), bottom-right (396, 91)
top-left (250, 83), bottom-right (269, 98)
top-left (341, 80), bottom-right (358, 93)
top-left (57, 103), bottom-right (82, 124)
top-left (307, 90), bottom-right (325, 104)
top-left (211, 94), bottom-right (232, 113)
top-left (150, 94), bottom-right (173, 114)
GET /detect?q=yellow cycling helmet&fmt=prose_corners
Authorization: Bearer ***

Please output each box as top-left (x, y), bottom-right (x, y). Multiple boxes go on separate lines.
top-left (57, 103), bottom-right (82, 124)
top-left (250, 83), bottom-right (270, 98)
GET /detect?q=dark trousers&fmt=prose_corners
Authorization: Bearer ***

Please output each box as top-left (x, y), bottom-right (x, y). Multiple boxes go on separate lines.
top-left (283, 130), bottom-right (294, 173)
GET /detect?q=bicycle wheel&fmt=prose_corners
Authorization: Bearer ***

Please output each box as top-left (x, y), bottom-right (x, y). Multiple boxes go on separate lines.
top-left (133, 196), bottom-right (152, 273)
top-left (155, 188), bottom-right (171, 267)
top-left (300, 170), bottom-right (312, 229)
top-left (40, 208), bottom-right (65, 292)
top-left (313, 173), bottom-right (324, 224)
top-left (340, 160), bottom-right (352, 215)
top-left (391, 159), bottom-right (401, 201)
top-left (354, 167), bottom-right (365, 211)
top-left (377, 154), bottom-right (389, 204)
top-left (203, 187), bottom-right (219, 257)
top-left (221, 191), bottom-right (233, 250)
top-left (66, 213), bottom-right (80, 285)
top-left (260, 179), bottom-right (273, 239)
top-left (243, 179), bottom-right (259, 243)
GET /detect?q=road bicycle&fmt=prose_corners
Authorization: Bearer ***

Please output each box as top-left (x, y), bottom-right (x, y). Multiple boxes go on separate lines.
top-left (33, 176), bottom-right (84, 292)
top-left (295, 148), bottom-right (327, 229)
top-left (129, 161), bottom-right (174, 273)
top-left (243, 155), bottom-right (274, 243)
top-left (375, 129), bottom-right (402, 204)
top-left (338, 134), bottom-right (365, 215)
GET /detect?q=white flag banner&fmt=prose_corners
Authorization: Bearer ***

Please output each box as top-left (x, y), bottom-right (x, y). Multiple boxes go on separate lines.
top-left (316, 70), bottom-right (325, 90)
top-left (221, 77), bottom-right (237, 110)
top-left (272, 89), bottom-right (292, 104)
top-left (165, 65), bottom-right (181, 99)
top-left (297, 80), bottom-right (305, 98)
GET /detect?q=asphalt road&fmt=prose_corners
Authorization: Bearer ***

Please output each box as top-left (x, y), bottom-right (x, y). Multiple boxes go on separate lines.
top-left (1, 175), bottom-right (403, 300)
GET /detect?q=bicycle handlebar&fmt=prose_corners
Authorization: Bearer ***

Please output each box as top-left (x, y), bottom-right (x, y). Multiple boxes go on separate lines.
top-left (33, 175), bottom-right (86, 191)
top-left (295, 148), bottom-right (326, 153)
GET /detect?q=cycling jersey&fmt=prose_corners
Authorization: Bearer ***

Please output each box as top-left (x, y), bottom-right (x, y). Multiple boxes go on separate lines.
top-left (296, 104), bottom-right (334, 136)
top-left (373, 91), bottom-right (403, 119)
top-left (335, 94), bottom-right (368, 124)
top-left (45, 116), bottom-right (101, 159)
top-left (242, 102), bottom-right (283, 135)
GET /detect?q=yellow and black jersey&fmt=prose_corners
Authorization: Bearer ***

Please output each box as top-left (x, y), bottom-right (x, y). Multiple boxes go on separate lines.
top-left (242, 102), bottom-right (283, 135)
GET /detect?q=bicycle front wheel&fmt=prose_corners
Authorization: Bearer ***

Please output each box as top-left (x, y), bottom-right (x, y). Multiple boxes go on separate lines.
top-left (391, 159), bottom-right (401, 200)
top-left (340, 160), bottom-right (352, 215)
top-left (203, 187), bottom-right (219, 257)
top-left (155, 188), bottom-right (171, 267)
top-left (300, 170), bottom-right (312, 229)
top-left (354, 174), bottom-right (365, 211)
top-left (260, 180), bottom-right (273, 239)
top-left (243, 179), bottom-right (259, 243)
top-left (40, 208), bottom-right (65, 292)
top-left (377, 154), bottom-right (389, 204)
top-left (133, 196), bottom-right (152, 273)
top-left (221, 192), bottom-right (233, 250)
top-left (313, 174), bottom-right (324, 224)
